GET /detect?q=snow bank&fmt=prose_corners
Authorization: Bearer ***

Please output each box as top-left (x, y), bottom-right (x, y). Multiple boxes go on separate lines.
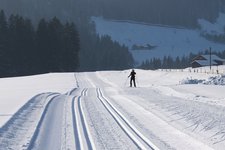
top-left (180, 77), bottom-right (205, 84)
top-left (180, 74), bottom-right (225, 85)
top-left (203, 75), bottom-right (225, 85)
top-left (0, 73), bottom-right (76, 127)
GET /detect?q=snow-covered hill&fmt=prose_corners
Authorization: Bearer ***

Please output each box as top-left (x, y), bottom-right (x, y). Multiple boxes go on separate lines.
top-left (1, 68), bottom-right (225, 149)
top-left (92, 14), bottom-right (225, 65)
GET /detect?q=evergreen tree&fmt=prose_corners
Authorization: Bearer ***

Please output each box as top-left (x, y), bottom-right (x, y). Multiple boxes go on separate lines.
top-left (36, 19), bottom-right (50, 72)
top-left (162, 56), bottom-right (168, 69)
top-left (48, 17), bottom-right (64, 71)
top-left (62, 22), bottom-right (80, 71)
top-left (175, 56), bottom-right (181, 69)
top-left (8, 15), bottom-right (35, 74)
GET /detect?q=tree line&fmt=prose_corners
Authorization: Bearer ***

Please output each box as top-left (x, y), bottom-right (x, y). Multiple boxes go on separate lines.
top-left (79, 34), bottom-right (134, 71)
top-left (0, 10), bottom-right (135, 77)
top-left (140, 49), bottom-right (225, 70)
top-left (202, 31), bottom-right (225, 44)
top-left (140, 55), bottom-right (191, 70)
top-left (0, 10), bottom-right (79, 77)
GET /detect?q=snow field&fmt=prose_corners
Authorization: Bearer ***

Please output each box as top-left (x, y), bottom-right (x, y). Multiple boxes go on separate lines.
top-left (1, 69), bottom-right (225, 149)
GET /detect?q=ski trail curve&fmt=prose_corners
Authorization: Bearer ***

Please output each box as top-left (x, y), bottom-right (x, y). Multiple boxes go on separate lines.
top-left (0, 93), bottom-right (59, 150)
top-left (29, 95), bottom-right (66, 150)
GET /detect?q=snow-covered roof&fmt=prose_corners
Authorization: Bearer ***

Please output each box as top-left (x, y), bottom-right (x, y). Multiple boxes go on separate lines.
top-left (201, 55), bottom-right (225, 62)
top-left (193, 60), bottom-right (217, 66)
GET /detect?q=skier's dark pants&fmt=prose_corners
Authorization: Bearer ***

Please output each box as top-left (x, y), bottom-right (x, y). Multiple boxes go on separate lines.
top-left (130, 77), bottom-right (136, 87)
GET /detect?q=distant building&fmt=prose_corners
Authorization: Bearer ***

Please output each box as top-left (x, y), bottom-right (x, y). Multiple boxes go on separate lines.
top-left (191, 55), bottom-right (225, 68)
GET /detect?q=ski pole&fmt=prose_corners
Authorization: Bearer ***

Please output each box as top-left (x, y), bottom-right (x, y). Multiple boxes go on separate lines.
top-left (124, 77), bottom-right (129, 87)
top-left (136, 76), bottom-right (139, 87)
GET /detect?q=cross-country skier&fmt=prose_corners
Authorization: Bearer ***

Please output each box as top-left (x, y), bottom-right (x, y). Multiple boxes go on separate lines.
top-left (128, 69), bottom-right (136, 87)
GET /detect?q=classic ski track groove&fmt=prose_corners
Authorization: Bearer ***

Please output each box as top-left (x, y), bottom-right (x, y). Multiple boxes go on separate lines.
top-left (72, 88), bottom-right (96, 150)
top-left (27, 93), bottom-right (60, 149)
top-left (96, 88), bottom-right (160, 150)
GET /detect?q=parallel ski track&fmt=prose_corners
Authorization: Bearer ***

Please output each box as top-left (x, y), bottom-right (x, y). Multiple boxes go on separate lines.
top-left (72, 88), bottom-right (96, 150)
top-left (96, 88), bottom-right (160, 150)
top-left (68, 88), bottom-right (77, 95)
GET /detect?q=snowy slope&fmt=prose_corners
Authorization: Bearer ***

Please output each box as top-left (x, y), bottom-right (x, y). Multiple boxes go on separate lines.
top-left (92, 16), bottom-right (225, 65)
top-left (1, 69), bottom-right (225, 149)
top-left (198, 13), bottom-right (225, 35)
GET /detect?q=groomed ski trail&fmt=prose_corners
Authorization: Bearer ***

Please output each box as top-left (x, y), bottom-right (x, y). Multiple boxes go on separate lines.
top-left (71, 88), bottom-right (96, 150)
top-left (0, 72), bottom-right (217, 150)
top-left (96, 88), bottom-right (160, 150)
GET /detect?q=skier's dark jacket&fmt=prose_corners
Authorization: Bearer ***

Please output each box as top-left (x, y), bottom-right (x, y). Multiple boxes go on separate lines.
top-left (128, 70), bottom-right (136, 79)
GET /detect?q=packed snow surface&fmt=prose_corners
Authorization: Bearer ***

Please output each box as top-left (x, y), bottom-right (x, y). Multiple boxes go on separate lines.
top-left (92, 16), bottom-right (225, 64)
top-left (1, 67), bottom-right (225, 149)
